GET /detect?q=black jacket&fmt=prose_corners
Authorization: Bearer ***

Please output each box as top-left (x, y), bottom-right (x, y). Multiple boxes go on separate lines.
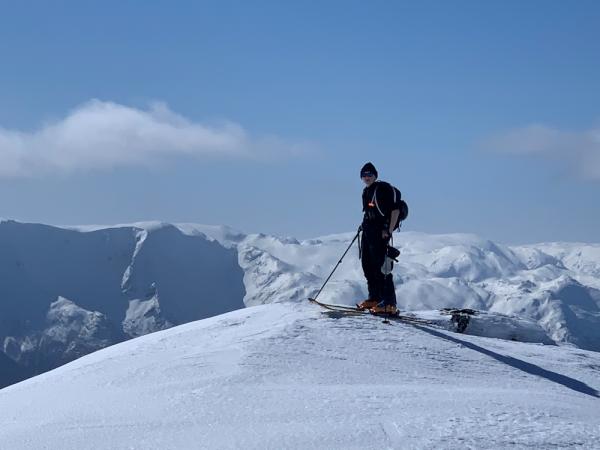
top-left (362, 181), bottom-right (400, 227)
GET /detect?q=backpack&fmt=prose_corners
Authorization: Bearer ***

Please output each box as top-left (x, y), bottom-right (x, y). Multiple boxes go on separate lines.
top-left (396, 199), bottom-right (409, 229)
top-left (370, 183), bottom-right (409, 230)
top-left (392, 186), bottom-right (409, 230)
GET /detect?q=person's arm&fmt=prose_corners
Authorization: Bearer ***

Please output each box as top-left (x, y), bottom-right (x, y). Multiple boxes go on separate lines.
top-left (382, 208), bottom-right (399, 239)
top-left (389, 209), bottom-right (400, 234)
top-left (381, 183), bottom-right (400, 239)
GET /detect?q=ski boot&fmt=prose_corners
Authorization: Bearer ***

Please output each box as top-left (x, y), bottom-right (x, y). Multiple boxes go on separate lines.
top-left (356, 299), bottom-right (379, 311)
top-left (369, 302), bottom-right (398, 316)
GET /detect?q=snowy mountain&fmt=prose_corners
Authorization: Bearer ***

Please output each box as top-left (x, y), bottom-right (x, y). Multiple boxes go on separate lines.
top-left (3, 296), bottom-right (119, 372)
top-left (192, 226), bottom-right (600, 352)
top-left (1, 219), bottom-right (600, 391)
top-left (0, 220), bottom-right (245, 386)
top-left (0, 302), bottom-right (598, 449)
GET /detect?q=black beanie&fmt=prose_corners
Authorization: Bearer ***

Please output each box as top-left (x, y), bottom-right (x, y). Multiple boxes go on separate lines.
top-left (360, 162), bottom-right (378, 178)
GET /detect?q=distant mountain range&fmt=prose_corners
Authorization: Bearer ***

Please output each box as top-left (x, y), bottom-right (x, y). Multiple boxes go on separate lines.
top-left (0, 220), bottom-right (245, 387)
top-left (1, 219), bottom-right (599, 388)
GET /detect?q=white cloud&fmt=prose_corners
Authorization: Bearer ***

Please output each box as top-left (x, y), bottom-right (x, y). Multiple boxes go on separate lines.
top-left (483, 123), bottom-right (600, 181)
top-left (0, 100), bottom-right (306, 177)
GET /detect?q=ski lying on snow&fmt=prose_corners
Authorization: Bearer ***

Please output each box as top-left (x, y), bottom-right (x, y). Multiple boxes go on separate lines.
top-left (308, 298), bottom-right (434, 325)
top-left (307, 298), bottom-right (364, 312)
top-left (308, 299), bottom-right (475, 333)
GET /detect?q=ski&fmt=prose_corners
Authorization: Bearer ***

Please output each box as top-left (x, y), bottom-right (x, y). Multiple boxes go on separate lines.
top-left (308, 301), bottom-right (474, 333)
top-left (371, 311), bottom-right (434, 325)
top-left (307, 298), bottom-right (365, 313)
top-left (308, 297), bottom-right (434, 325)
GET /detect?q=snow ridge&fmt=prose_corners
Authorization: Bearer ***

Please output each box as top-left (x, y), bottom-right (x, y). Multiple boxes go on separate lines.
top-left (1, 303), bottom-right (598, 449)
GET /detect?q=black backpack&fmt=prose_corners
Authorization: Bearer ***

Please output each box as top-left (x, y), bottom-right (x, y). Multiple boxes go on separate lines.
top-left (392, 186), bottom-right (409, 230)
top-left (370, 183), bottom-right (409, 230)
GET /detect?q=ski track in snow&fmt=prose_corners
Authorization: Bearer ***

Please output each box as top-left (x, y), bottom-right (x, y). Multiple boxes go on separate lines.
top-left (1, 303), bottom-right (599, 449)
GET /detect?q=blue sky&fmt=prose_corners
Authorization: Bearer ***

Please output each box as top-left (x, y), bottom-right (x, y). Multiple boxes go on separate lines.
top-left (0, 0), bottom-right (599, 243)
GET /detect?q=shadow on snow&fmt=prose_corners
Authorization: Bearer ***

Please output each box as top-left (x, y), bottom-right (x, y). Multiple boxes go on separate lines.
top-left (413, 324), bottom-right (600, 399)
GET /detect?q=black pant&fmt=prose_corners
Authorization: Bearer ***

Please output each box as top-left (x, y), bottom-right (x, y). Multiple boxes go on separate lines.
top-left (360, 223), bottom-right (396, 306)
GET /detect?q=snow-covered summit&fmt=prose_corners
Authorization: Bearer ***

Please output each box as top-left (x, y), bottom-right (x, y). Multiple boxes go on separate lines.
top-left (1, 302), bottom-right (598, 449)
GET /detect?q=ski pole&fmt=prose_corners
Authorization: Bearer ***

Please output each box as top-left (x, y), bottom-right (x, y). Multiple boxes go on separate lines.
top-left (308, 226), bottom-right (361, 302)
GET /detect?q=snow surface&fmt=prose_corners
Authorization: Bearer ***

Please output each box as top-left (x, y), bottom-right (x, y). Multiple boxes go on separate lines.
top-left (1, 302), bottom-right (599, 449)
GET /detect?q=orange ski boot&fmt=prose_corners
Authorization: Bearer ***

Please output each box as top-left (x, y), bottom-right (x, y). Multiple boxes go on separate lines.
top-left (370, 302), bottom-right (398, 316)
top-left (356, 299), bottom-right (379, 311)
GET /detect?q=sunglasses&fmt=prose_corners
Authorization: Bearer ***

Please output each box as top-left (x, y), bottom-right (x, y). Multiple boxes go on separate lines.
top-left (361, 172), bottom-right (375, 178)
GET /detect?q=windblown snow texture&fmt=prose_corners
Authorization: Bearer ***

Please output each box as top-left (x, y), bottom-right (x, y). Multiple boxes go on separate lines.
top-left (0, 303), bottom-right (598, 449)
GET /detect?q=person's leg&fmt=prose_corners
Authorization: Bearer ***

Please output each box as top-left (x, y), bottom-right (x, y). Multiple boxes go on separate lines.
top-left (382, 272), bottom-right (396, 306)
top-left (370, 233), bottom-right (388, 301)
top-left (361, 234), bottom-right (380, 301)
top-left (371, 237), bottom-right (397, 313)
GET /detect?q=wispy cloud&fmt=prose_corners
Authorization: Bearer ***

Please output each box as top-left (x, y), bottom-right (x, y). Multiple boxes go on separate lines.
top-left (483, 122), bottom-right (600, 181)
top-left (0, 100), bottom-right (307, 178)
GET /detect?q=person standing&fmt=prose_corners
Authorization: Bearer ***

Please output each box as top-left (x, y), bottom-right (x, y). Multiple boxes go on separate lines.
top-left (357, 162), bottom-right (401, 314)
